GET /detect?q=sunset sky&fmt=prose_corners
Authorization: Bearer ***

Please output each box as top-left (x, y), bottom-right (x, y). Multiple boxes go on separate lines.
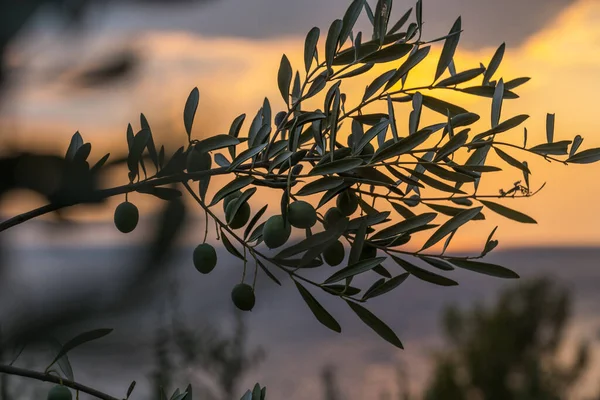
top-left (1, 0), bottom-right (599, 251)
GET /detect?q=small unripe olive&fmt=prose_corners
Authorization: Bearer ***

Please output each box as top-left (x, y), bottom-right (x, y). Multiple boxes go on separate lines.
top-left (225, 200), bottom-right (251, 229)
top-left (323, 207), bottom-right (345, 229)
top-left (47, 385), bottom-right (72, 400)
top-left (231, 283), bottom-right (255, 311)
top-left (263, 215), bottom-right (291, 249)
top-left (323, 240), bottom-right (345, 266)
top-left (336, 191), bottom-right (358, 216)
top-left (186, 148), bottom-right (212, 173)
top-left (193, 243), bottom-right (217, 274)
top-left (362, 143), bottom-right (375, 156)
top-left (287, 201), bottom-right (317, 229)
top-left (113, 201), bottom-right (139, 233)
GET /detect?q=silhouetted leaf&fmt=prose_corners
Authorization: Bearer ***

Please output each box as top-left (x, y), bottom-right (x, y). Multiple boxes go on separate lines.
top-left (479, 200), bottom-right (536, 224)
top-left (386, 46), bottom-right (430, 90)
top-left (371, 213), bottom-right (437, 241)
top-left (196, 135), bottom-right (240, 153)
top-left (65, 131), bottom-right (84, 161)
top-left (460, 85), bottom-right (518, 99)
top-left (473, 114), bottom-right (529, 140)
top-left (362, 43), bottom-right (412, 64)
top-left (435, 129), bottom-right (469, 161)
top-left (493, 147), bottom-right (530, 174)
top-left (504, 77), bottom-right (530, 90)
top-left (336, 63), bottom-right (375, 79)
top-left (304, 27), bottom-right (320, 72)
top-left (209, 176), bottom-right (254, 206)
top-left (483, 43), bottom-right (505, 85)
top-left (184, 87), bottom-right (199, 140)
top-left (419, 256), bottom-right (455, 271)
top-left (424, 203), bottom-right (484, 220)
top-left (570, 135), bottom-right (583, 157)
top-left (325, 257), bottom-right (387, 284)
top-left (529, 141), bottom-right (570, 156)
top-left (363, 273), bottom-right (409, 300)
top-left (546, 113), bottom-right (555, 143)
top-left (371, 127), bottom-right (433, 163)
top-left (297, 176), bottom-right (345, 196)
top-left (309, 158), bottom-right (363, 176)
top-left (340, 0), bottom-right (364, 46)
top-left (436, 67), bottom-right (484, 87)
top-left (346, 300), bottom-right (403, 348)
top-left (449, 259), bottom-right (519, 279)
top-left (325, 19), bottom-right (344, 69)
top-left (419, 94), bottom-right (468, 117)
top-left (295, 282), bottom-right (341, 333)
top-left (220, 229), bottom-right (245, 260)
top-left (435, 17), bottom-right (461, 81)
top-left (48, 329), bottom-right (112, 369)
top-left (392, 255), bottom-right (458, 286)
top-left (364, 69), bottom-right (396, 100)
top-left (567, 148), bottom-right (600, 164)
top-left (491, 79), bottom-right (504, 128)
top-left (422, 207), bottom-right (483, 250)
top-left (226, 188), bottom-right (256, 225)
top-left (277, 55), bottom-right (292, 106)
top-left (228, 143), bottom-right (268, 171)
top-left (256, 259), bottom-right (281, 286)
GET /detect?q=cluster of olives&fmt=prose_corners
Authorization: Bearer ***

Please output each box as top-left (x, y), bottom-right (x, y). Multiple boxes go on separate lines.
top-left (47, 385), bottom-right (72, 400)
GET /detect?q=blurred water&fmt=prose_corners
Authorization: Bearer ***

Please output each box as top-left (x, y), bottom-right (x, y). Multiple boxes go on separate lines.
top-left (1, 242), bottom-right (599, 399)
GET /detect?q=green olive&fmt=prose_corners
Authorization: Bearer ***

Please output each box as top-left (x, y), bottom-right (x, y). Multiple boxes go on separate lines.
top-left (263, 215), bottom-right (292, 249)
top-left (193, 243), bottom-right (217, 274)
top-left (231, 283), bottom-right (255, 311)
top-left (113, 201), bottom-right (139, 233)
top-left (287, 201), bottom-right (317, 229)
top-left (47, 385), bottom-right (72, 400)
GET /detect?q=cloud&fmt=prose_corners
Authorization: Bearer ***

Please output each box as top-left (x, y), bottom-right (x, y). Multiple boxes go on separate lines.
top-left (101, 0), bottom-right (576, 48)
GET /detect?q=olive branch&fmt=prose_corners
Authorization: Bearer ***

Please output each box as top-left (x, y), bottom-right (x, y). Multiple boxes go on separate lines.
top-left (1, 0), bottom-right (600, 398)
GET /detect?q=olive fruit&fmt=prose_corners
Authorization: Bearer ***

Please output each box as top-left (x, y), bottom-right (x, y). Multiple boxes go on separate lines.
top-left (323, 207), bottom-right (345, 229)
top-left (231, 283), bottom-right (255, 311)
top-left (362, 143), bottom-right (375, 155)
top-left (113, 201), bottom-right (139, 233)
top-left (287, 201), bottom-right (317, 229)
top-left (263, 215), bottom-right (291, 249)
top-left (225, 200), bottom-right (251, 229)
top-left (323, 240), bottom-right (345, 266)
top-left (193, 243), bottom-right (217, 274)
top-left (47, 385), bottom-right (72, 400)
top-left (186, 147), bottom-right (212, 173)
top-left (336, 191), bottom-right (358, 216)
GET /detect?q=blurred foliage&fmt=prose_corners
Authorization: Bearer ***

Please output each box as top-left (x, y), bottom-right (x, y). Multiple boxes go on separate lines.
top-left (150, 286), bottom-right (264, 400)
top-left (424, 278), bottom-right (594, 400)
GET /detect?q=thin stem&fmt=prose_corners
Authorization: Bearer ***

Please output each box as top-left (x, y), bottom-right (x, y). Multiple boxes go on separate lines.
top-left (0, 365), bottom-right (119, 400)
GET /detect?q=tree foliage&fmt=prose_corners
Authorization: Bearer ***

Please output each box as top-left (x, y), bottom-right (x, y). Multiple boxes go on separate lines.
top-left (424, 278), bottom-right (593, 400)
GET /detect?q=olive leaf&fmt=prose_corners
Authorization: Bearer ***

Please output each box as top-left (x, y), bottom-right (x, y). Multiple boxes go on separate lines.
top-left (295, 281), bottom-right (341, 333)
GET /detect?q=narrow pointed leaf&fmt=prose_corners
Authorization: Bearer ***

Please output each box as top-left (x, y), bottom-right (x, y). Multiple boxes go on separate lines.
top-left (295, 282), bottom-right (341, 333)
top-left (278, 55), bottom-right (292, 106)
top-left (304, 27), bottom-right (320, 72)
top-left (184, 88), bottom-right (199, 140)
top-left (479, 200), bottom-right (536, 224)
top-left (435, 17), bottom-right (461, 81)
top-left (392, 255), bottom-right (458, 286)
top-left (422, 207), bottom-right (483, 250)
top-left (346, 301), bottom-right (403, 348)
top-left (450, 259), bottom-right (519, 278)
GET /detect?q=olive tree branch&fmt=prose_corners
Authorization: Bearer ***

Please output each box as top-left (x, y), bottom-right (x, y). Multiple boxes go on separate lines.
top-left (0, 364), bottom-right (120, 400)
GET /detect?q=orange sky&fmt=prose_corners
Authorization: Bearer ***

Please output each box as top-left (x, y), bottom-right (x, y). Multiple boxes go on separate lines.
top-left (1, 0), bottom-right (599, 251)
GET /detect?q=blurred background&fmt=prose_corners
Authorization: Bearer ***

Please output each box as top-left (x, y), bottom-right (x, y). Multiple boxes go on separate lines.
top-left (0, 0), bottom-right (599, 399)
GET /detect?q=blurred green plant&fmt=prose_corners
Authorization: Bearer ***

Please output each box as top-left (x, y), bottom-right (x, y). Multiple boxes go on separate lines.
top-left (424, 278), bottom-right (594, 400)
top-left (1, 0), bottom-right (600, 398)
